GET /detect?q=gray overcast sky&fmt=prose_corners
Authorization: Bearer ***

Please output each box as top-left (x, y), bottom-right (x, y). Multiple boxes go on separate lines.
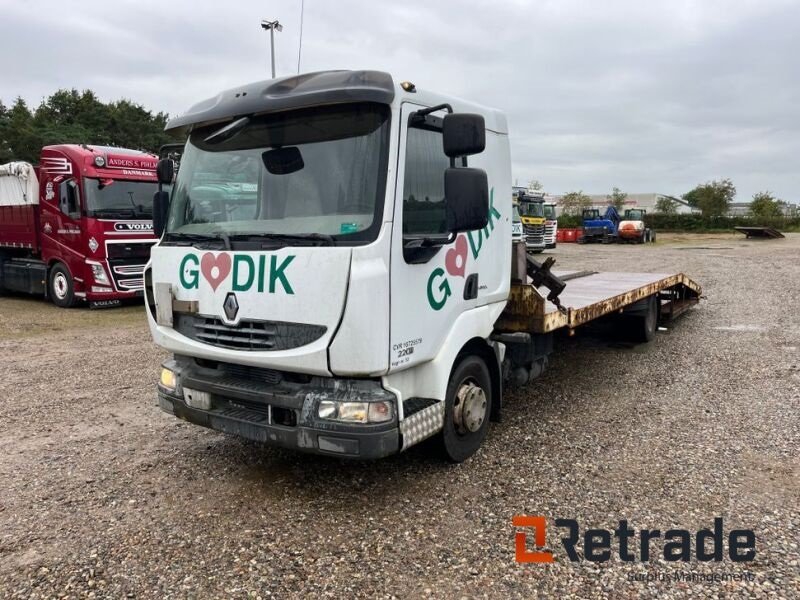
top-left (1, 0), bottom-right (797, 201)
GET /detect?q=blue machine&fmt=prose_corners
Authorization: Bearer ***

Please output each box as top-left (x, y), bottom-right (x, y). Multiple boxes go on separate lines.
top-left (579, 206), bottom-right (620, 243)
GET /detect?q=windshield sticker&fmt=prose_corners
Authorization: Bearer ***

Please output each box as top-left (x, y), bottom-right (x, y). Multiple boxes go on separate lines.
top-left (340, 223), bottom-right (360, 234)
top-left (426, 188), bottom-right (499, 311)
top-left (179, 252), bottom-right (295, 295)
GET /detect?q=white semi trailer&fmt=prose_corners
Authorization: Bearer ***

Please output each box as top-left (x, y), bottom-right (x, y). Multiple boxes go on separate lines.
top-left (145, 71), bottom-right (700, 462)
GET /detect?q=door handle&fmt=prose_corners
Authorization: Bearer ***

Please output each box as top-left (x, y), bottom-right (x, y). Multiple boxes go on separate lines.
top-left (463, 273), bottom-right (479, 300)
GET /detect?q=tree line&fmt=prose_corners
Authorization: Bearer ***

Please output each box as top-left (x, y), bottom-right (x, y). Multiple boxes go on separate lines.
top-left (0, 89), bottom-right (180, 164)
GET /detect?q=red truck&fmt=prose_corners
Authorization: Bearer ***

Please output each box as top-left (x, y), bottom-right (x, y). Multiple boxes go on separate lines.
top-left (0, 144), bottom-right (159, 307)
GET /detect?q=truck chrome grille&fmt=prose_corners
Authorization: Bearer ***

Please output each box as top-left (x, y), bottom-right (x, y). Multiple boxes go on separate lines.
top-left (524, 223), bottom-right (545, 245)
top-left (174, 313), bottom-right (327, 351)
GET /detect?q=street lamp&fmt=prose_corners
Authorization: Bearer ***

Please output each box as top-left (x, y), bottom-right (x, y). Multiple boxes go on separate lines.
top-left (260, 19), bottom-right (283, 78)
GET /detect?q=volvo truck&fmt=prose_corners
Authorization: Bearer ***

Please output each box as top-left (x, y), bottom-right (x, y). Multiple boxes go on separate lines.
top-left (145, 70), bottom-right (700, 461)
top-left (0, 145), bottom-right (159, 307)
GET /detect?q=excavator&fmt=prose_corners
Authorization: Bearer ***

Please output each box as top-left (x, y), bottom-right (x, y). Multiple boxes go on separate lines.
top-left (579, 206), bottom-right (620, 243)
top-left (579, 206), bottom-right (655, 243)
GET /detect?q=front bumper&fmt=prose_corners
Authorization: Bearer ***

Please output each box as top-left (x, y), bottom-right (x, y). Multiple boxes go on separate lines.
top-left (157, 357), bottom-right (400, 459)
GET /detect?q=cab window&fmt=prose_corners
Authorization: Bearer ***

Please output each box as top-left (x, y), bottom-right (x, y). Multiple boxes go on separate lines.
top-left (59, 179), bottom-right (81, 219)
top-left (402, 125), bottom-right (449, 235)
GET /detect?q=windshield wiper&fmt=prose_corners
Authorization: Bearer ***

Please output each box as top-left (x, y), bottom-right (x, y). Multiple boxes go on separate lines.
top-left (253, 233), bottom-right (337, 248)
top-left (165, 232), bottom-right (230, 249)
top-left (92, 208), bottom-right (136, 218)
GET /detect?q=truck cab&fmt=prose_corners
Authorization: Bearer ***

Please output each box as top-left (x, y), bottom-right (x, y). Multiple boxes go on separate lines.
top-left (517, 191), bottom-right (546, 253)
top-left (147, 71), bottom-right (512, 461)
top-left (0, 144), bottom-right (159, 306)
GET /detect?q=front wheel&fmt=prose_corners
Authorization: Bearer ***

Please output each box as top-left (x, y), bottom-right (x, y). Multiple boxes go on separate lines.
top-left (435, 355), bottom-right (493, 463)
top-left (49, 263), bottom-right (76, 308)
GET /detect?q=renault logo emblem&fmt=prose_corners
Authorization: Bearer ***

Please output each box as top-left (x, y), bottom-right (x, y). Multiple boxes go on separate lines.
top-left (223, 292), bottom-right (239, 321)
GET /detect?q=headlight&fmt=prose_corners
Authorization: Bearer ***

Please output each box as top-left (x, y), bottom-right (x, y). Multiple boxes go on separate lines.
top-left (89, 262), bottom-right (110, 285)
top-left (317, 400), bottom-right (394, 424)
top-left (160, 367), bottom-right (177, 391)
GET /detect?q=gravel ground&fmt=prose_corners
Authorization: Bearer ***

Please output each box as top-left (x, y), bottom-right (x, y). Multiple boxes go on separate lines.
top-left (1, 233), bottom-right (798, 598)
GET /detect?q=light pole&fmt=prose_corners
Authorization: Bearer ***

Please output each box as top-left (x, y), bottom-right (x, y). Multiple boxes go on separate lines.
top-left (260, 19), bottom-right (283, 78)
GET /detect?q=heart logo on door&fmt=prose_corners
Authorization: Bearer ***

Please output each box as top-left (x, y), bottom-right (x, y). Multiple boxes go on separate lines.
top-left (445, 234), bottom-right (468, 278)
top-left (200, 252), bottom-right (232, 291)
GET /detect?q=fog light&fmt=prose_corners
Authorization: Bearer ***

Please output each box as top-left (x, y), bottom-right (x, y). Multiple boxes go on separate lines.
top-left (160, 367), bottom-right (177, 391)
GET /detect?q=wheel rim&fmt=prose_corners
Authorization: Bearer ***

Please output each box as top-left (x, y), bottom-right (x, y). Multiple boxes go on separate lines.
top-left (53, 272), bottom-right (68, 299)
top-left (453, 379), bottom-right (487, 435)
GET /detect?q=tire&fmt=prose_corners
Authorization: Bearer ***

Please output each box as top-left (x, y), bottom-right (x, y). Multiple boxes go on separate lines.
top-left (434, 355), bottom-right (493, 463)
top-left (622, 295), bottom-right (657, 343)
top-left (48, 263), bottom-right (77, 308)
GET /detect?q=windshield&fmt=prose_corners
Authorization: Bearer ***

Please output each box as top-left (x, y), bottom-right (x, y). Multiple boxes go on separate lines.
top-left (85, 178), bottom-right (157, 218)
top-left (543, 204), bottom-right (556, 219)
top-left (519, 202), bottom-right (544, 218)
top-left (626, 209), bottom-right (645, 220)
top-left (165, 103), bottom-right (390, 246)
top-left (512, 205), bottom-right (521, 222)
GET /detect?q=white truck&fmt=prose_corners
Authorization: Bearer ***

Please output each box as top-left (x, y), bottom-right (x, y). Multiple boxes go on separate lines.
top-left (145, 70), bottom-right (700, 461)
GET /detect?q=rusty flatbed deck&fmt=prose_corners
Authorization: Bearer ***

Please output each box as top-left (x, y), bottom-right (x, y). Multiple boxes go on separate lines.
top-left (497, 271), bottom-right (702, 334)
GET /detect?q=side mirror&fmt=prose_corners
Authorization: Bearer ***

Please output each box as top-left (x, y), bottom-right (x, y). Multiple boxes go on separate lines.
top-left (156, 159), bottom-right (175, 185)
top-left (153, 191), bottom-right (170, 238)
top-left (442, 113), bottom-right (486, 158)
top-left (445, 167), bottom-right (489, 232)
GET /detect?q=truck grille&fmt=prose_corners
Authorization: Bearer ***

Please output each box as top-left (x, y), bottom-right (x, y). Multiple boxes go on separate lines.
top-left (107, 258), bottom-right (147, 292)
top-left (545, 223), bottom-right (556, 244)
top-left (524, 223), bottom-right (545, 246)
top-left (174, 313), bottom-right (327, 351)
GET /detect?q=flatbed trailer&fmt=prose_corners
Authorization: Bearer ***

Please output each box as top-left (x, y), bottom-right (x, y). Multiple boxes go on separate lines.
top-left (499, 264), bottom-right (701, 334)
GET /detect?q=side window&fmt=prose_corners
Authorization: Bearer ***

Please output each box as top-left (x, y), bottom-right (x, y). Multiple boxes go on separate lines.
top-left (58, 179), bottom-right (81, 219)
top-left (402, 125), bottom-right (450, 235)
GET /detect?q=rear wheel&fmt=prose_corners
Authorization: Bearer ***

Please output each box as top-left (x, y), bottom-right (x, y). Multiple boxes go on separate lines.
top-left (621, 295), bottom-right (657, 343)
top-left (435, 355), bottom-right (492, 463)
top-left (49, 263), bottom-right (76, 308)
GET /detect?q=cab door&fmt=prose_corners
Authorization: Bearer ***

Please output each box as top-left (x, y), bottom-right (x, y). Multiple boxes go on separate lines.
top-left (388, 102), bottom-right (479, 372)
top-left (40, 172), bottom-right (85, 278)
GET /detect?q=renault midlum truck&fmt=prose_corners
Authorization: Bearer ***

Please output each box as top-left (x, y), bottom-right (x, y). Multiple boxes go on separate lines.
top-left (145, 71), bottom-right (700, 461)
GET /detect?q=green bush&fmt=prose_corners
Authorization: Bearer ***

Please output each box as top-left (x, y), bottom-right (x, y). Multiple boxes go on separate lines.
top-left (643, 213), bottom-right (800, 232)
top-left (556, 214), bottom-right (583, 228)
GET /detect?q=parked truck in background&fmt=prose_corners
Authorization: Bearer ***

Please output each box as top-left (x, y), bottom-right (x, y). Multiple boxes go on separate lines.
top-left (0, 145), bottom-right (159, 307)
top-left (146, 70), bottom-right (700, 462)
top-left (544, 202), bottom-right (557, 249)
top-left (517, 190), bottom-right (546, 253)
